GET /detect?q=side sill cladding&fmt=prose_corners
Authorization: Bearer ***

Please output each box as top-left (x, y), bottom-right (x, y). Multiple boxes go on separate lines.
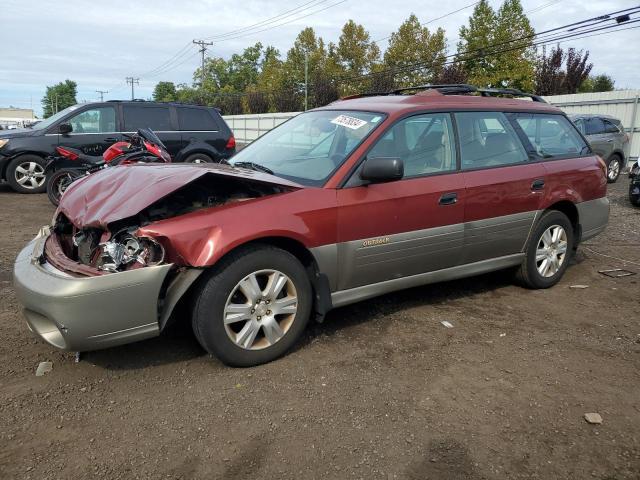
top-left (576, 197), bottom-right (610, 242)
top-left (330, 254), bottom-right (524, 308)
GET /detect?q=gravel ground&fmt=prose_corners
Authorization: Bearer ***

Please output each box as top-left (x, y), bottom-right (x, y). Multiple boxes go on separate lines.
top-left (0, 179), bottom-right (639, 480)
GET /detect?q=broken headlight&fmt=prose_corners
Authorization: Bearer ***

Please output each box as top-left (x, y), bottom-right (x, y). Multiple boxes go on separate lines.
top-left (99, 231), bottom-right (164, 272)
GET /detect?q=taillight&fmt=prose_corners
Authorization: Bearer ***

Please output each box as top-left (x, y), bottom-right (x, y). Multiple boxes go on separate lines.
top-left (226, 136), bottom-right (236, 150)
top-left (55, 146), bottom-right (78, 161)
top-left (624, 133), bottom-right (630, 143)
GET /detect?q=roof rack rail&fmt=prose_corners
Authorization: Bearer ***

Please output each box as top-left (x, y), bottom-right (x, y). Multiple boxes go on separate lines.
top-left (341, 84), bottom-right (546, 103)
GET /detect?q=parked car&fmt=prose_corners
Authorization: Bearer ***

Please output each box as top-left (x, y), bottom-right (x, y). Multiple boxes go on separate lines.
top-left (0, 100), bottom-right (235, 193)
top-left (570, 114), bottom-right (628, 183)
top-left (14, 85), bottom-right (609, 367)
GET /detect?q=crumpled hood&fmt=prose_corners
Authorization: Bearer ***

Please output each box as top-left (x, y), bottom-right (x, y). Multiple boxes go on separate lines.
top-left (58, 163), bottom-right (302, 229)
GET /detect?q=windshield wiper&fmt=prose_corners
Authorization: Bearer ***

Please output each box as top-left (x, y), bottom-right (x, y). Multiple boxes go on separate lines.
top-left (233, 161), bottom-right (274, 175)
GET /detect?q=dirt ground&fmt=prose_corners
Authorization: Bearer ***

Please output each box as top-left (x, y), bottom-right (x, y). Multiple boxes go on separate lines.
top-left (0, 179), bottom-right (639, 480)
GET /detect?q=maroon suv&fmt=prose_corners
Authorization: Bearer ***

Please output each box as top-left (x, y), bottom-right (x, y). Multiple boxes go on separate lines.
top-left (14, 85), bottom-right (609, 367)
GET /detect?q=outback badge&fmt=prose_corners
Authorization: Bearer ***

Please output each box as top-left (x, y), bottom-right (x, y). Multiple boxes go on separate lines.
top-left (362, 237), bottom-right (390, 247)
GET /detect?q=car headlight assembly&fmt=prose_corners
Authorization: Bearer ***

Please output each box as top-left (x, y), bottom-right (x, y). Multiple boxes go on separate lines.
top-left (0, 139), bottom-right (9, 150)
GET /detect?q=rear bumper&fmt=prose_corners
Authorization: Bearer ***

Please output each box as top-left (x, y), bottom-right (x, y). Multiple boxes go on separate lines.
top-left (577, 197), bottom-right (609, 242)
top-left (13, 228), bottom-right (172, 351)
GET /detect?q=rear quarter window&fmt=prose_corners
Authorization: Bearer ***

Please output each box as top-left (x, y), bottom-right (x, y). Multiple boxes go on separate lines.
top-left (123, 105), bottom-right (172, 131)
top-left (514, 113), bottom-right (588, 158)
top-left (177, 108), bottom-right (219, 131)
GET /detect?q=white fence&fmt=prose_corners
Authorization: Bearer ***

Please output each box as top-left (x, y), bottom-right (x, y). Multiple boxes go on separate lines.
top-left (225, 90), bottom-right (640, 160)
top-left (544, 90), bottom-right (640, 161)
top-left (223, 112), bottom-right (300, 145)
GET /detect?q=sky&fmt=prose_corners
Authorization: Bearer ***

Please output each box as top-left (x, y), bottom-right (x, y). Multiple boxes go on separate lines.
top-left (1, 0), bottom-right (638, 116)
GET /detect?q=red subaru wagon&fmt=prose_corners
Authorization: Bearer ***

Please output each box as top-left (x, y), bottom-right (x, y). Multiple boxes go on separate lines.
top-left (14, 85), bottom-right (609, 366)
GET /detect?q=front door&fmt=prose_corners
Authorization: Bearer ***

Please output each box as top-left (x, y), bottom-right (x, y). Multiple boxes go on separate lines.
top-left (455, 111), bottom-right (545, 264)
top-left (336, 112), bottom-right (465, 291)
top-left (58, 105), bottom-right (120, 156)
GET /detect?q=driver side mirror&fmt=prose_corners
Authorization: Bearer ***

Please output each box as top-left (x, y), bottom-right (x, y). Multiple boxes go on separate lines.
top-left (58, 123), bottom-right (72, 135)
top-left (360, 157), bottom-right (404, 183)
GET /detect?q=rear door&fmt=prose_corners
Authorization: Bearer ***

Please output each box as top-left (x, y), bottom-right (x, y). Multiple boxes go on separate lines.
top-left (584, 117), bottom-right (613, 159)
top-left (58, 105), bottom-right (119, 156)
top-left (176, 107), bottom-right (228, 161)
top-left (336, 112), bottom-right (465, 290)
top-left (122, 104), bottom-right (182, 157)
top-left (457, 111), bottom-right (545, 264)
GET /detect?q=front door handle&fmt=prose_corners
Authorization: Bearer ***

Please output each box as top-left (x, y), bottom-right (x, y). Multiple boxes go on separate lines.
top-left (439, 192), bottom-right (458, 205)
top-left (531, 179), bottom-right (545, 191)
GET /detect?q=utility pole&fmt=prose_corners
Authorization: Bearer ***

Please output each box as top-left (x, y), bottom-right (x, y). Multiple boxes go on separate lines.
top-left (304, 51), bottom-right (309, 111)
top-left (125, 77), bottom-right (139, 100)
top-left (193, 39), bottom-right (214, 88)
top-left (96, 90), bottom-right (108, 102)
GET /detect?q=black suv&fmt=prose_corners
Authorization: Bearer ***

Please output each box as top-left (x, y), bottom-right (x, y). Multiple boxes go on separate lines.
top-left (0, 101), bottom-right (236, 193)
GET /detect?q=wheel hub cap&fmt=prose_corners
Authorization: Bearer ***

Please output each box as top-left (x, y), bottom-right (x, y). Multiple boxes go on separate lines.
top-left (535, 225), bottom-right (568, 278)
top-left (223, 269), bottom-right (298, 350)
top-left (15, 162), bottom-right (45, 189)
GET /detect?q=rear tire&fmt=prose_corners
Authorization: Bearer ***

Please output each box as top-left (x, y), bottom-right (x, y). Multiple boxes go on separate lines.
top-left (47, 169), bottom-right (82, 206)
top-left (606, 154), bottom-right (622, 183)
top-left (6, 155), bottom-right (47, 193)
top-left (191, 245), bottom-right (312, 367)
top-left (630, 182), bottom-right (640, 207)
top-left (516, 210), bottom-right (574, 289)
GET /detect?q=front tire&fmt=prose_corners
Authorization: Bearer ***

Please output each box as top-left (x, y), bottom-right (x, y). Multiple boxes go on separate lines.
top-left (6, 155), bottom-right (47, 193)
top-left (191, 245), bottom-right (312, 367)
top-left (516, 210), bottom-right (574, 289)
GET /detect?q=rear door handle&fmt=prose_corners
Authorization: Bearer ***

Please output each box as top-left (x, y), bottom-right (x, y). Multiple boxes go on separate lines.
top-left (531, 179), bottom-right (545, 191)
top-left (439, 192), bottom-right (458, 205)
top-left (104, 137), bottom-right (119, 143)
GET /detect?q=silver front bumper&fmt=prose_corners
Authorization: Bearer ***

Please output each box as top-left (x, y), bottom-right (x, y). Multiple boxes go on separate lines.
top-left (13, 229), bottom-right (172, 351)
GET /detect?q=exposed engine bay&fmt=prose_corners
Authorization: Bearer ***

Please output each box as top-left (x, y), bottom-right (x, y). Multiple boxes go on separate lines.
top-left (50, 175), bottom-right (290, 273)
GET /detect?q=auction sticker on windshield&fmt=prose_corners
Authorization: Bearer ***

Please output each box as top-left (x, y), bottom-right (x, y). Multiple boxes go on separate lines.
top-left (331, 114), bottom-right (368, 130)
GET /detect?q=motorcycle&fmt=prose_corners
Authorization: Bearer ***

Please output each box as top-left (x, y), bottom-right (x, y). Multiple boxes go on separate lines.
top-left (629, 159), bottom-right (640, 207)
top-left (46, 128), bottom-right (171, 206)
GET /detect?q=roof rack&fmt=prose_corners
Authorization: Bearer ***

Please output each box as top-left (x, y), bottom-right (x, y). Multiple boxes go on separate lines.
top-left (342, 84), bottom-right (547, 103)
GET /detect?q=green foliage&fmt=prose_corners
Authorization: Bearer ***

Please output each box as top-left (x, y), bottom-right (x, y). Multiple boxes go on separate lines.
top-left (458, 0), bottom-right (535, 90)
top-left (579, 74), bottom-right (615, 93)
top-left (383, 14), bottom-right (447, 87)
top-left (42, 80), bottom-right (77, 118)
top-left (152, 81), bottom-right (177, 102)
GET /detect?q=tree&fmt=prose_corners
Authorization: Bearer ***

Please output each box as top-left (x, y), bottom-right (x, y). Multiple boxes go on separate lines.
top-left (534, 45), bottom-right (592, 95)
top-left (42, 80), bottom-right (77, 118)
top-left (457, 0), bottom-right (497, 87)
top-left (336, 20), bottom-right (380, 93)
top-left (580, 74), bottom-right (615, 93)
top-left (433, 62), bottom-right (469, 84)
top-left (491, 0), bottom-right (536, 90)
top-left (152, 81), bottom-right (177, 102)
top-left (383, 14), bottom-right (447, 87)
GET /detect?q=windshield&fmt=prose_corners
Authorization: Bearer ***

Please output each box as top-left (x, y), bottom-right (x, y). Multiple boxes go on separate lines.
top-left (230, 110), bottom-right (385, 186)
top-left (138, 128), bottom-right (167, 150)
top-left (29, 104), bottom-right (81, 131)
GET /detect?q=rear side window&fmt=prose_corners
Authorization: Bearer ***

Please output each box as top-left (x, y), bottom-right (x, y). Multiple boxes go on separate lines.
top-left (585, 117), bottom-right (605, 135)
top-left (123, 105), bottom-right (172, 131)
top-left (455, 112), bottom-right (527, 170)
top-left (603, 119), bottom-right (620, 134)
top-left (177, 108), bottom-right (219, 131)
top-left (515, 114), bottom-right (588, 158)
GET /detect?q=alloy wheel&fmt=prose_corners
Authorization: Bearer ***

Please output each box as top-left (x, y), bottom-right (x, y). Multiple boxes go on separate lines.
top-left (223, 269), bottom-right (298, 350)
top-left (535, 225), bottom-right (568, 278)
top-left (608, 158), bottom-right (620, 180)
top-left (14, 162), bottom-right (46, 189)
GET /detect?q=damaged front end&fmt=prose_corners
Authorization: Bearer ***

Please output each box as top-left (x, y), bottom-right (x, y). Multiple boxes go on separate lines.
top-left (15, 164), bottom-right (301, 352)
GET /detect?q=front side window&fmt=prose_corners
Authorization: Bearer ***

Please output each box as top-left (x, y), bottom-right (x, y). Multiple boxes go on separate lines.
top-left (368, 113), bottom-right (456, 177)
top-left (67, 107), bottom-right (116, 133)
top-left (123, 106), bottom-right (172, 131)
top-left (515, 113), bottom-right (589, 158)
top-left (455, 111), bottom-right (527, 170)
top-left (230, 110), bottom-right (384, 186)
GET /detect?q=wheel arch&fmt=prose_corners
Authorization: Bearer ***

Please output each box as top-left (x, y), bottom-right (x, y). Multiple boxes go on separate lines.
top-left (2, 151), bottom-right (47, 179)
top-left (176, 144), bottom-right (220, 162)
top-left (543, 200), bottom-right (580, 244)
